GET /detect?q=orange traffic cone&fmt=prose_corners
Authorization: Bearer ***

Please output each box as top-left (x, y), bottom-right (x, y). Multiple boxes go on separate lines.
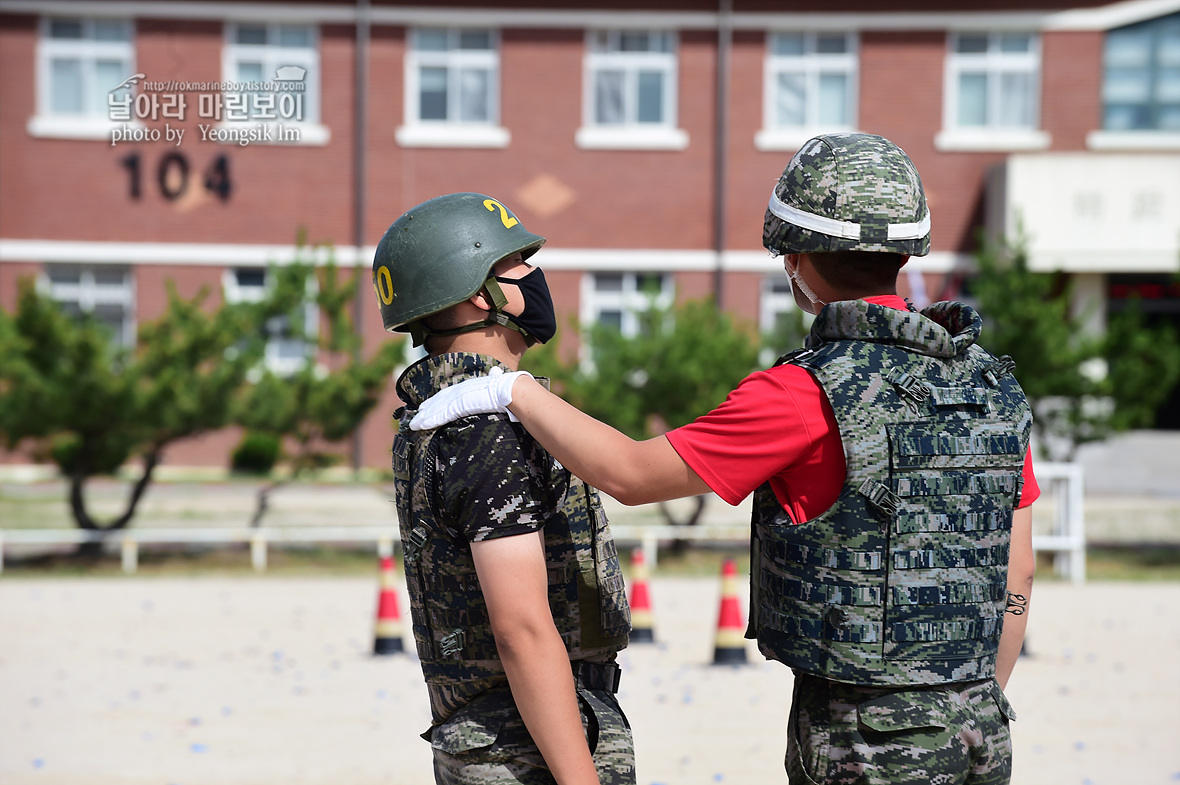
top-left (628, 548), bottom-right (655, 643)
top-left (711, 558), bottom-right (748, 665)
top-left (373, 555), bottom-right (405, 655)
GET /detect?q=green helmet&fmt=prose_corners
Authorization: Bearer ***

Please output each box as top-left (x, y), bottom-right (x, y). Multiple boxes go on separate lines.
top-left (763, 132), bottom-right (930, 257)
top-left (372, 192), bottom-right (545, 344)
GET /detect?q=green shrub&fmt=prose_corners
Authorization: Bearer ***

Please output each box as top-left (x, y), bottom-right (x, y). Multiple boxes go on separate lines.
top-left (49, 433), bottom-right (131, 476)
top-left (231, 431), bottom-right (281, 475)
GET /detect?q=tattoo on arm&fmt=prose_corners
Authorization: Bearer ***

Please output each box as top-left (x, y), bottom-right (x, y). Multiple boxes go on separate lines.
top-left (1005, 592), bottom-right (1028, 615)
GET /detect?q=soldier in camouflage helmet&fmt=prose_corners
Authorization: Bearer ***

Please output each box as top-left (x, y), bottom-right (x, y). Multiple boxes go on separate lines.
top-left (373, 192), bottom-right (634, 785)
top-left (410, 135), bottom-right (1039, 785)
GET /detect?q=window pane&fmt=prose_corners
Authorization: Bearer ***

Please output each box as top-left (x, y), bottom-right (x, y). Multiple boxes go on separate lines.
top-left (49, 19), bottom-right (83, 39)
top-left (419, 67), bottom-right (448, 120)
top-left (1161, 26), bottom-right (1180, 66)
top-left (277, 25), bottom-right (312, 48)
top-left (48, 267), bottom-right (82, 286)
top-left (1105, 29), bottom-right (1151, 67)
top-left (92, 304), bottom-right (127, 345)
top-left (774, 72), bottom-right (805, 126)
top-left (237, 61), bottom-right (265, 83)
top-left (772, 33), bottom-right (804, 57)
top-left (816, 34), bottom-right (848, 55)
top-left (999, 72), bottom-right (1032, 126)
top-left (51, 58), bottom-right (84, 114)
top-left (1104, 104), bottom-right (1143, 130)
top-left (96, 59), bottom-right (126, 99)
top-left (1159, 68), bottom-right (1180, 101)
top-left (817, 73), bottom-right (848, 125)
top-left (595, 274), bottom-right (623, 292)
top-left (594, 70), bottom-right (625, 124)
top-left (635, 273), bottom-right (665, 292)
top-left (235, 269), bottom-right (266, 289)
top-left (236, 24), bottom-right (268, 45)
top-left (636, 70), bottom-right (664, 123)
top-left (457, 67), bottom-right (490, 122)
top-left (1104, 68), bottom-right (1151, 102)
top-left (458, 29), bottom-right (492, 50)
top-left (956, 34), bottom-right (988, 54)
top-left (598, 311), bottom-right (623, 331)
top-left (619, 31), bottom-right (652, 52)
top-left (414, 28), bottom-right (448, 51)
top-left (1159, 104), bottom-right (1180, 129)
top-left (999, 33), bottom-right (1032, 53)
top-left (94, 20), bottom-right (129, 42)
top-left (957, 72), bottom-right (988, 125)
top-left (92, 269), bottom-right (126, 288)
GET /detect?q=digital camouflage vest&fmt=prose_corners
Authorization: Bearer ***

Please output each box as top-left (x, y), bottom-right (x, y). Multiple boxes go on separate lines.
top-left (748, 300), bottom-right (1032, 686)
top-left (392, 353), bottom-right (631, 726)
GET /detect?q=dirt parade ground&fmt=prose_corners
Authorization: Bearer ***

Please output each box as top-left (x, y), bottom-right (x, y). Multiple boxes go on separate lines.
top-left (1, 574), bottom-right (1177, 785)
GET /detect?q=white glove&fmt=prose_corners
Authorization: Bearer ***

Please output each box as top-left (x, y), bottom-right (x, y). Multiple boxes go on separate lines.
top-left (409, 368), bottom-right (532, 430)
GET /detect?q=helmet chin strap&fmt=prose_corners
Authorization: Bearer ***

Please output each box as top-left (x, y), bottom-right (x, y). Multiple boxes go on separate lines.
top-left (409, 277), bottom-right (536, 347)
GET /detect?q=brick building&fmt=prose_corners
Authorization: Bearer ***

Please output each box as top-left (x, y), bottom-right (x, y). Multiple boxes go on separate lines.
top-left (2, 0), bottom-right (1179, 471)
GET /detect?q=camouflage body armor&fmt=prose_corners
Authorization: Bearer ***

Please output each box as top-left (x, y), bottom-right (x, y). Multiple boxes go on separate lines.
top-left (749, 300), bottom-right (1032, 686)
top-left (393, 352), bottom-right (631, 726)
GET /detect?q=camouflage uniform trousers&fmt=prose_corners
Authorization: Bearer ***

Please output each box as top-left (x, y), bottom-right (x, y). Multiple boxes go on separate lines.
top-left (430, 683), bottom-right (635, 785)
top-left (785, 672), bottom-right (1017, 785)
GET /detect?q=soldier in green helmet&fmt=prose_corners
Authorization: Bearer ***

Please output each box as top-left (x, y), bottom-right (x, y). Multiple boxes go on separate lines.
top-left (411, 135), bottom-right (1040, 784)
top-left (373, 192), bottom-right (634, 785)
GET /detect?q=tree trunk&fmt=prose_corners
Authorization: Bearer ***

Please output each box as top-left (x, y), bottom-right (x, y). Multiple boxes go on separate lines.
top-left (658, 494), bottom-right (709, 556)
top-left (70, 447), bottom-right (162, 559)
top-left (250, 478), bottom-right (288, 528)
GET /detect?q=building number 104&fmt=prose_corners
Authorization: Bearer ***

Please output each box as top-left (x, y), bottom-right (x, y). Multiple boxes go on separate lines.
top-left (119, 152), bottom-right (232, 202)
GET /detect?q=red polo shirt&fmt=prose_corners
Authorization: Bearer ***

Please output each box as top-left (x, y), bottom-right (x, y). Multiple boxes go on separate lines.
top-left (666, 295), bottom-right (1040, 523)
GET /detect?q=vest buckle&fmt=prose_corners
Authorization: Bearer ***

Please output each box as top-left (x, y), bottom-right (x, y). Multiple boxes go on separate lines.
top-left (439, 629), bottom-right (465, 657)
top-left (885, 367), bottom-right (930, 407)
top-left (859, 479), bottom-right (900, 517)
top-left (404, 524), bottom-right (429, 565)
top-left (982, 355), bottom-right (1017, 387)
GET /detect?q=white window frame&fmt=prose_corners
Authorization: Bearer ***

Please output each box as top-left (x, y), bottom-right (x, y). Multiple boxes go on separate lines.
top-left (40, 264), bottom-right (136, 347)
top-left (29, 16), bottom-right (135, 140)
top-left (577, 29), bottom-right (687, 151)
top-left (936, 31), bottom-right (1050, 152)
top-left (222, 268), bottom-right (318, 376)
top-left (756, 31), bottom-right (859, 152)
top-left (397, 27), bottom-right (508, 149)
top-left (220, 22), bottom-right (329, 146)
top-left (579, 271), bottom-right (675, 339)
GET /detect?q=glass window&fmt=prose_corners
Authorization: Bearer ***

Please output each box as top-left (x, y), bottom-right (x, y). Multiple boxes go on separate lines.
top-left (1103, 13), bottom-right (1180, 131)
top-left (44, 265), bottom-right (135, 347)
top-left (586, 30), bottom-right (677, 127)
top-left (224, 23), bottom-right (319, 124)
top-left (223, 269), bottom-right (316, 376)
top-left (38, 17), bottom-right (133, 119)
top-left (946, 31), bottom-right (1040, 130)
top-left (406, 27), bottom-right (499, 125)
top-left (765, 32), bottom-right (858, 131)
top-left (584, 272), bottom-right (673, 338)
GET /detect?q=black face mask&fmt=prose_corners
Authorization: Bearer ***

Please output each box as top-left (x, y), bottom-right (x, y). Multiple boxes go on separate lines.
top-left (495, 267), bottom-right (557, 345)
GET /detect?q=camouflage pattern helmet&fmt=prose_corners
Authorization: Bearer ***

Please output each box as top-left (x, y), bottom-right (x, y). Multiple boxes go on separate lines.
top-left (372, 192), bottom-right (546, 338)
top-left (763, 132), bottom-right (930, 257)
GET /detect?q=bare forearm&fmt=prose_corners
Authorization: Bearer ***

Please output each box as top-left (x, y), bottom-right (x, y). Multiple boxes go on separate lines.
top-left (497, 627), bottom-right (598, 785)
top-left (996, 505), bottom-right (1035, 689)
top-left (510, 376), bottom-right (707, 504)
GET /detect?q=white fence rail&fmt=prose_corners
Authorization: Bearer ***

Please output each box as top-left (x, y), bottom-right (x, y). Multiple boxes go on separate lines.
top-left (0, 463), bottom-right (1085, 582)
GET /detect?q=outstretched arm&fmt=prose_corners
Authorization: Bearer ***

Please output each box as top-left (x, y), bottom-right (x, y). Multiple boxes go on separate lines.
top-left (472, 531), bottom-right (599, 785)
top-left (996, 504), bottom-right (1034, 689)
top-left (412, 371), bottom-right (710, 505)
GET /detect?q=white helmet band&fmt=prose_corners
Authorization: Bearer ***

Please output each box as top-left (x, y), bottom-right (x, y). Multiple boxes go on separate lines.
top-left (767, 191), bottom-right (931, 242)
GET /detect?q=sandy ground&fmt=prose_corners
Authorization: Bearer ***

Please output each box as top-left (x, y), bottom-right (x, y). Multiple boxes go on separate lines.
top-left (1, 575), bottom-right (1178, 785)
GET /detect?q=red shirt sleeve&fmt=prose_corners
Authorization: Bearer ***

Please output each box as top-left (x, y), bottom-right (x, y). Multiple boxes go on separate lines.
top-left (666, 365), bottom-right (844, 523)
top-left (1018, 448), bottom-right (1040, 508)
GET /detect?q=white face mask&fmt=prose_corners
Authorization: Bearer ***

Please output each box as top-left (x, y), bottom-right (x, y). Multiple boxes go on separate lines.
top-left (786, 263), bottom-right (825, 313)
